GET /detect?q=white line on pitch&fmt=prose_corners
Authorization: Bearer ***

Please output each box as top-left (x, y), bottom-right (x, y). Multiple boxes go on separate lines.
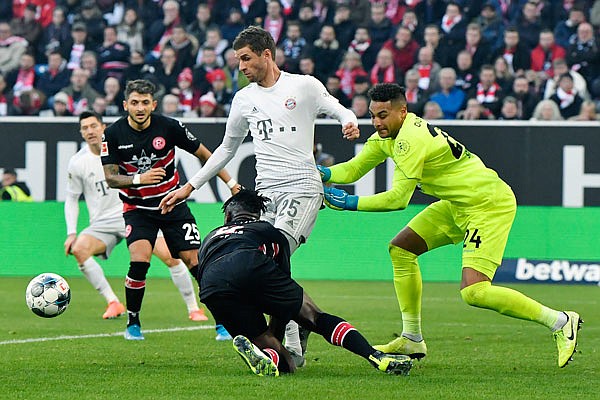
top-left (0, 325), bottom-right (215, 345)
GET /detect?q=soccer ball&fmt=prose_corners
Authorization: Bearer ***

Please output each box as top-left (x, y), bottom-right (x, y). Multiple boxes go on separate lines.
top-left (25, 273), bottom-right (71, 318)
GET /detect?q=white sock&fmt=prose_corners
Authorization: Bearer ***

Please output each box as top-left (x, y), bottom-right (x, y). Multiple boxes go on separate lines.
top-left (284, 320), bottom-right (302, 354)
top-left (79, 257), bottom-right (118, 304)
top-left (168, 261), bottom-right (199, 312)
top-left (552, 311), bottom-right (569, 332)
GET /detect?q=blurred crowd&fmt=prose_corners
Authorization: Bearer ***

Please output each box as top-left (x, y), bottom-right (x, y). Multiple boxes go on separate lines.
top-left (1, 0), bottom-right (600, 121)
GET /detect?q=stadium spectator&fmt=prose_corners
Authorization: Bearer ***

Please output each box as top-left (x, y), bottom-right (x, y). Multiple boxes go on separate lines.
top-left (468, 64), bottom-right (504, 118)
top-left (36, 50), bottom-right (71, 101)
top-left (192, 46), bottom-right (219, 95)
top-left (101, 0), bottom-right (126, 26)
top-left (63, 22), bottom-right (91, 70)
top-left (414, 0), bottom-right (446, 26)
top-left (531, 29), bottom-right (566, 80)
top-left (165, 24), bottom-right (198, 72)
top-left (101, 79), bottom-right (238, 340)
top-left (281, 21), bottom-right (307, 73)
top-left (421, 24), bottom-right (447, 67)
top-left (102, 76), bottom-right (124, 116)
top-left (74, 1), bottom-right (106, 49)
top-left (335, 51), bottom-right (368, 98)
top-left (222, 47), bottom-right (249, 94)
top-left (196, 189), bottom-right (412, 376)
top-left (38, 6), bottom-right (70, 63)
top-left (96, 25), bottom-right (130, 82)
top-left (160, 93), bottom-right (183, 117)
top-left (263, 0), bottom-right (286, 45)
top-left (299, 54), bottom-right (318, 78)
top-left (91, 95), bottom-right (107, 116)
top-left (0, 74), bottom-right (8, 115)
top-left (217, 0), bottom-right (266, 27)
top-left (475, 2), bottom-right (505, 51)
top-left (554, 7), bottom-right (585, 49)
top-left (196, 26), bottom-right (228, 67)
top-left (197, 91), bottom-right (225, 117)
top-left (311, 25), bottom-right (344, 85)
top-left (0, 22), bottom-right (28, 75)
top-left (116, 7), bottom-right (144, 54)
top-left (513, 0), bottom-right (543, 50)
top-left (207, 68), bottom-right (233, 115)
top-left (458, 97), bottom-right (495, 120)
top-left (1, 169), bottom-right (32, 201)
top-left (420, 100), bottom-right (443, 119)
top-left (429, 67), bottom-right (466, 119)
top-left (591, 0), bottom-right (600, 28)
top-left (568, 99), bottom-right (600, 120)
top-left (10, 3), bottom-right (42, 55)
top-left (187, 3), bottom-right (215, 46)
top-left (302, 0), bottom-right (336, 25)
top-left (407, 46), bottom-right (441, 93)
top-left (369, 48), bottom-right (403, 86)
top-left (507, 75), bottom-right (539, 120)
top-left (145, 0), bottom-right (181, 63)
top-left (12, 0), bottom-right (54, 29)
top-left (5, 52), bottom-right (37, 104)
top-left (275, 47), bottom-right (292, 71)
top-left (59, 67), bottom-right (101, 115)
top-left (154, 46), bottom-right (181, 95)
top-left (121, 50), bottom-right (158, 89)
top-left (176, 67), bottom-right (201, 116)
top-left (40, 90), bottom-right (71, 116)
top-left (543, 57), bottom-right (590, 99)
top-left (367, 2), bottom-right (394, 51)
top-left (325, 74), bottom-right (351, 108)
top-left (353, 74), bottom-right (371, 97)
top-left (499, 95), bottom-right (520, 120)
top-left (491, 26), bottom-right (531, 75)
top-left (347, 26), bottom-right (378, 71)
top-left (459, 23), bottom-right (492, 71)
top-left (382, 26), bottom-right (419, 74)
top-left (313, 142), bottom-right (335, 167)
top-left (80, 50), bottom-right (104, 93)
top-left (351, 93), bottom-right (370, 118)
top-left (399, 10), bottom-right (422, 41)
top-left (297, 3), bottom-right (322, 44)
top-left (531, 98), bottom-right (564, 120)
top-left (439, 2), bottom-right (468, 58)
top-left (220, 7), bottom-right (245, 44)
top-left (347, 0), bottom-right (371, 26)
top-left (332, 3), bottom-right (356, 50)
top-left (566, 22), bottom-right (600, 87)
top-left (549, 72), bottom-right (584, 119)
top-left (454, 50), bottom-right (477, 92)
top-left (404, 69), bottom-right (427, 115)
top-left (493, 55), bottom-right (514, 92)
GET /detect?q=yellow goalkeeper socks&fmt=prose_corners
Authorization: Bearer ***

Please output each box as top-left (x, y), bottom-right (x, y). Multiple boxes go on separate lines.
top-left (389, 244), bottom-right (422, 337)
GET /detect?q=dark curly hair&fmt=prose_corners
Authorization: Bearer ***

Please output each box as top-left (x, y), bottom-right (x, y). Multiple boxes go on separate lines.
top-left (367, 83), bottom-right (407, 104)
top-left (125, 79), bottom-right (156, 99)
top-left (233, 26), bottom-right (276, 60)
top-left (222, 188), bottom-right (271, 217)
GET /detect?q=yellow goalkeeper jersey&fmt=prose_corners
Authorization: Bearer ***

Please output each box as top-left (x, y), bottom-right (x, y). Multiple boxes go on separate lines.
top-left (329, 113), bottom-right (506, 211)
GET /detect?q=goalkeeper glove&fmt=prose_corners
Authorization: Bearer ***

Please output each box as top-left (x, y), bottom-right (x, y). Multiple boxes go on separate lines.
top-left (323, 186), bottom-right (358, 211)
top-left (316, 165), bottom-right (331, 182)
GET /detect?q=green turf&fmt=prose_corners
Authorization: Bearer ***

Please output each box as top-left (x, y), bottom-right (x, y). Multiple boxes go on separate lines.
top-left (1, 278), bottom-right (597, 400)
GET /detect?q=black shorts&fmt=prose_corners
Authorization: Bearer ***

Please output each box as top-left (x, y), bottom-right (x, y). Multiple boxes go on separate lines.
top-left (200, 249), bottom-right (303, 339)
top-left (123, 203), bottom-right (201, 255)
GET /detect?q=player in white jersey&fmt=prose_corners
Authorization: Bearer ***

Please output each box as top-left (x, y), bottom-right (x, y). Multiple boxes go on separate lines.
top-left (159, 26), bottom-right (360, 363)
top-left (65, 111), bottom-right (209, 321)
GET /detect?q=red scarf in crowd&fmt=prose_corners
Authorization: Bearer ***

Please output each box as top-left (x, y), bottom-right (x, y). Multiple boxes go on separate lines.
top-left (476, 82), bottom-right (500, 103)
top-left (417, 64), bottom-right (431, 90)
top-left (370, 65), bottom-right (396, 85)
top-left (556, 87), bottom-right (575, 109)
top-left (13, 68), bottom-right (35, 96)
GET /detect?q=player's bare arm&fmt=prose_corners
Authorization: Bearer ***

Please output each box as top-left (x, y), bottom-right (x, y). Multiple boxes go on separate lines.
top-left (103, 163), bottom-right (166, 188)
top-left (194, 144), bottom-right (241, 194)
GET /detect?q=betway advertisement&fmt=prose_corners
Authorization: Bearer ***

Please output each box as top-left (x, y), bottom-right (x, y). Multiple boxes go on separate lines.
top-left (495, 258), bottom-right (600, 285)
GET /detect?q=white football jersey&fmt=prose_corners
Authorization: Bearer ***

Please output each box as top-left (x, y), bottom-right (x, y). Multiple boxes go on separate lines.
top-left (66, 145), bottom-right (123, 225)
top-left (188, 72), bottom-right (358, 193)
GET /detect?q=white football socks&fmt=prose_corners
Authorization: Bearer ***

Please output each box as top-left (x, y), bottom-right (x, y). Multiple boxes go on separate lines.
top-left (168, 261), bottom-right (200, 312)
top-left (284, 320), bottom-right (303, 355)
top-left (79, 257), bottom-right (119, 304)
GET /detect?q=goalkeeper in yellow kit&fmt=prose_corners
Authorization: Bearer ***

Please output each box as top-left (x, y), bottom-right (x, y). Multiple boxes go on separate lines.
top-left (318, 83), bottom-right (581, 368)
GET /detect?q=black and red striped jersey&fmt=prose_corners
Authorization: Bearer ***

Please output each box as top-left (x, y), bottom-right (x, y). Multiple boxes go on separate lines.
top-left (101, 113), bottom-right (201, 211)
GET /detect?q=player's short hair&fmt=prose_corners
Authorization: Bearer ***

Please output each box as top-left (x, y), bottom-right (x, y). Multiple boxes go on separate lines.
top-left (79, 110), bottom-right (103, 124)
top-left (125, 79), bottom-right (156, 99)
top-left (222, 188), bottom-right (270, 218)
top-left (368, 83), bottom-right (407, 104)
top-left (233, 26), bottom-right (276, 60)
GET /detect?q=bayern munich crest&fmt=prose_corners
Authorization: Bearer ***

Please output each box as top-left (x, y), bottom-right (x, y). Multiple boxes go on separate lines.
top-left (153, 136), bottom-right (166, 150)
top-left (284, 98), bottom-right (296, 110)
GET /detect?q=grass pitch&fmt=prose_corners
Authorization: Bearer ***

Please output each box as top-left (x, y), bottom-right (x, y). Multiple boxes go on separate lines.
top-left (1, 278), bottom-right (597, 400)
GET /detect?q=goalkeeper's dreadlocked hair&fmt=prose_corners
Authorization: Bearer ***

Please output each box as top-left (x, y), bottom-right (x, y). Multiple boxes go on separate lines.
top-left (222, 188), bottom-right (271, 220)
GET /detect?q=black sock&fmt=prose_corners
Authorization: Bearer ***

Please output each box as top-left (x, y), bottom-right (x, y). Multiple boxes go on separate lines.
top-left (315, 313), bottom-right (375, 360)
top-left (125, 261), bottom-right (150, 327)
top-left (127, 312), bottom-right (140, 327)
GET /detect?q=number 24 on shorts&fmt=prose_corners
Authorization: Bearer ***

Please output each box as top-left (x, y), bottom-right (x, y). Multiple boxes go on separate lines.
top-left (463, 228), bottom-right (481, 248)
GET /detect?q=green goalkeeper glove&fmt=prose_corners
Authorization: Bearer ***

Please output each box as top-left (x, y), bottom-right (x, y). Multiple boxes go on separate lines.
top-left (316, 165), bottom-right (331, 182)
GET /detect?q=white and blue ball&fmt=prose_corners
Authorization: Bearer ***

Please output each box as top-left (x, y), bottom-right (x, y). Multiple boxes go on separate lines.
top-left (25, 273), bottom-right (71, 318)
